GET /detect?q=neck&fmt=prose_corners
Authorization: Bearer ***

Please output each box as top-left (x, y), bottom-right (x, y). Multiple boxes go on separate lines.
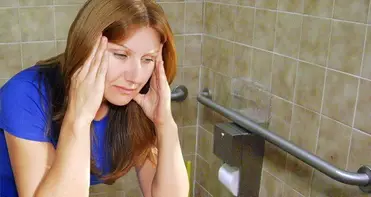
top-left (94, 102), bottom-right (109, 121)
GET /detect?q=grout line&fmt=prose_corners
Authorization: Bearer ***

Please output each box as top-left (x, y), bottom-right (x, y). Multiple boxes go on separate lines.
top-left (204, 0), bottom-right (371, 26)
top-left (183, 1), bottom-right (187, 37)
top-left (345, 2), bottom-right (371, 171)
top-left (53, 2), bottom-right (57, 53)
top-left (195, 181), bottom-right (213, 196)
top-left (174, 33), bottom-right (203, 36)
top-left (248, 3), bottom-right (256, 80)
top-left (308, 1), bottom-right (335, 195)
top-left (269, 0), bottom-right (279, 93)
top-left (16, 3), bottom-right (24, 69)
top-left (203, 33), bottom-right (371, 83)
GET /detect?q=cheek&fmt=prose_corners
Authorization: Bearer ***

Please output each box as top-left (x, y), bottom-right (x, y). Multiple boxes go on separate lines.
top-left (105, 57), bottom-right (123, 83)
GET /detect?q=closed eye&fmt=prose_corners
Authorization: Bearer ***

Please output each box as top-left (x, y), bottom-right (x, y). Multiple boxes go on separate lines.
top-left (114, 53), bottom-right (128, 59)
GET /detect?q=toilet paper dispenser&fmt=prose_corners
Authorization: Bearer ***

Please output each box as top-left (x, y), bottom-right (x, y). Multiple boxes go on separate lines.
top-left (214, 122), bottom-right (265, 197)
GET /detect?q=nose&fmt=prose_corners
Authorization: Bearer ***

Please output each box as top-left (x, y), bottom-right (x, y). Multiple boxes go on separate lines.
top-left (124, 59), bottom-right (141, 84)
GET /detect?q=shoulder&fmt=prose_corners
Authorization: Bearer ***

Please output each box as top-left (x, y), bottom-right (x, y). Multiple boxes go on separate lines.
top-left (0, 65), bottom-right (52, 142)
top-left (1, 65), bottom-right (47, 101)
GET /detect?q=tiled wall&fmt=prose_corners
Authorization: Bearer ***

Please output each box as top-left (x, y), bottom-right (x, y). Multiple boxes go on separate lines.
top-left (0, 0), bottom-right (202, 196)
top-left (197, 0), bottom-right (371, 197)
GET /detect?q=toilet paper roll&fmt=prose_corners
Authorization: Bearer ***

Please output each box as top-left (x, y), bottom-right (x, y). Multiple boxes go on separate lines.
top-left (218, 163), bottom-right (240, 196)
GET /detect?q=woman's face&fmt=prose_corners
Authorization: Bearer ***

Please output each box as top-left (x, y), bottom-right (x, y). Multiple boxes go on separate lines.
top-left (104, 27), bottom-right (161, 106)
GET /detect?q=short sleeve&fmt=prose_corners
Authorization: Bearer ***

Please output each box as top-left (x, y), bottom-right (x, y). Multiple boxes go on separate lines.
top-left (0, 79), bottom-right (51, 142)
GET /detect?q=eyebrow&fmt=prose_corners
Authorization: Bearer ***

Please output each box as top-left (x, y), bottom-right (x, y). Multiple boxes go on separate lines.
top-left (122, 45), bottom-right (159, 55)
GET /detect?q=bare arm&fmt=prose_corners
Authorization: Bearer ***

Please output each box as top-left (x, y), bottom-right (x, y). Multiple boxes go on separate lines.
top-left (136, 122), bottom-right (189, 197)
top-left (5, 118), bottom-right (92, 197)
top-left (4, 35), bottom-right (109, 197)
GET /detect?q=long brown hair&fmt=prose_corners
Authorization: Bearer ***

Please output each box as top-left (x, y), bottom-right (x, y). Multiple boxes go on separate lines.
top-left (35, 0), bottom-right (177, 184)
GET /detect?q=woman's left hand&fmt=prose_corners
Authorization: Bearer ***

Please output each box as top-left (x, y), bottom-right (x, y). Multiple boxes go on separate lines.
top-left (133, 44), bottom-right (174, 128)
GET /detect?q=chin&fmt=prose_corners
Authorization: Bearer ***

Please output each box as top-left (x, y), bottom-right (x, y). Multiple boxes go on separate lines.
top-left (104, 93), bottom-right (133, 106)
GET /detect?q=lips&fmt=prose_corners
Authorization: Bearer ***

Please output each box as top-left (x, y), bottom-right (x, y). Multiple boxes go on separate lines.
top-left (114, 85), bottom-right (136, 94)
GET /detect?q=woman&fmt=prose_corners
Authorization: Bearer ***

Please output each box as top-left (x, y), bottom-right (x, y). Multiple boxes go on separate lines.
top-left (0, 0), bottom-right (189, 196)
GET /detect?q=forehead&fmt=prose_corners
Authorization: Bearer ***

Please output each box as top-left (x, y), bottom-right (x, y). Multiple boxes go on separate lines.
top-left (118, 27), bottom-right (161, 53)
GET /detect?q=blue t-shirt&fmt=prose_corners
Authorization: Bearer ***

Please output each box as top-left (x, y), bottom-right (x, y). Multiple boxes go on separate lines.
top-left (0, 66), bottom-right (111, 197)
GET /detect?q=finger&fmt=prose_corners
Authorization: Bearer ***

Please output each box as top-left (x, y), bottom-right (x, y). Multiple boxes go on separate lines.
top-left (88, 36), bottom-right (107, 79)
top-left (79, 35), bottom-right (102, 79)
top-left (133, 93), bottom-right (145, 106)
top-left (157, 60), bottom-right (167, 83)
top-left (72, 66), bottom-right (82, 80)
top-left (156, 44), bottom-right (164, 62)
top-left (96, 50), bottom-right (109, 84)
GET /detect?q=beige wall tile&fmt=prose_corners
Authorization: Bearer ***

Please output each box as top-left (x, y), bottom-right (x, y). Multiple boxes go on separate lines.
top-left (282, 185), bottom-right (304, 197)
top-left (160, 3), bottom-right (185, 34)
top-left (185, 3), bottom-right (203, 34)
top-left (355, 79), bottom-right (371, 135)
top-left (0, 0), bottom-right (18, 7)
top-left (184, 35), bottom-right (202, 66)
top-left (285, 155), bottom-right (313, 196)
top-left (270, 95), bottom-right (293, 123)
top-left (200, 67), bottom-right (214, 96)
top-left (233, 43), bottom-right (252, 79)
top-left (271, 55), bottom-right (297, 101)
top-left (0, 8), bottom-right (21, 42)
top-left (303, 0), bottom-right (333, 18)
top-left (290, 105), bottom-right (320, 154)
top-left (294, 62), bottom-right (325, 112)
top-left (19, 0), bottom-right (53, 6)
top-left (54, 0), bottom-right (86, 4)
top-left (202, 36), bottom-right (219, 69)
top-left (194, 183), bottom-right (211, 197)
top-left (22, 42), bottom-right (57, 68)
top-left (180, 126), bottom-right (197, 155)
top-left (213, 73), bottom-right (231, 107)
top-left (234, 6), bottom-right (254, 45)
top-left (278, 0), bottom-right (304, 13)
top-left (299, 16), bottom-right (331, 66)
top-left (263, 141), bottom-right (288, 181)
top-left (236, 0), bottom-right (255, 6)
top-left (56, 40), bottom-right (67, 54)
top-left (171, 96), bottom-right (183, 126)
top-left (197, 127), bottom-right (213, 163)
top-left (259, 170), bottom-right (284, 197)
top-left (334, 0), bottom-right (369, 23)
top-left (253, 9), bottom-right (276, 51)
top-left (216, 40), bottom-right (234, 76)
top-left (322, 70), bottom-right (358, 126)
top-left (181, 96), bottom-right (198, 126)
top-left (361, 26), bottom-right (371, 80)
top-left (19, 7), bottom-right (55, 41)
top-left (183, 66), bottom-right (200, 97)
top-left (195, 155), bottom-right (210, 191)
top-left (175, 35), bottom-right (185, 66)
top-left (328, 21), bottom-right (365, 75)
top-left (316, 116), bottom-right (351, 169)
top-left (347, 130), bottom-right (371, 174)
top-left (256, 0), bottom-right (278, 9)
top-left (310, 170), bottom-right (345, 197)
top-left (218, 5), bottom-right (236, 40)
top-left (251, 49), bottom-right (273, 88)
top-left (274, 12), bottom-right (302, 58)
top-left (231, 78), bottom-right (271, 110)
top-left (0, 79), bottom-right (8, 87)
top-left (0, 44), bottom-right (22, 78)
top-left (204, 3), bottom-right (219, 35)
top-left (55, 5), bottom-right (80, 40)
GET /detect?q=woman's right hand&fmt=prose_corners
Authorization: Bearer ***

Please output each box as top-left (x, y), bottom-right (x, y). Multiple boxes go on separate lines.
top-left (66, 35), bottom-right (109, 125)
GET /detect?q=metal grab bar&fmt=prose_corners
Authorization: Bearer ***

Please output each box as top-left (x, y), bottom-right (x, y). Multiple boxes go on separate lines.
top-left (197, 89), bottom-right (371, 193)
top-left (171, 85), bottom-right (188, 102)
